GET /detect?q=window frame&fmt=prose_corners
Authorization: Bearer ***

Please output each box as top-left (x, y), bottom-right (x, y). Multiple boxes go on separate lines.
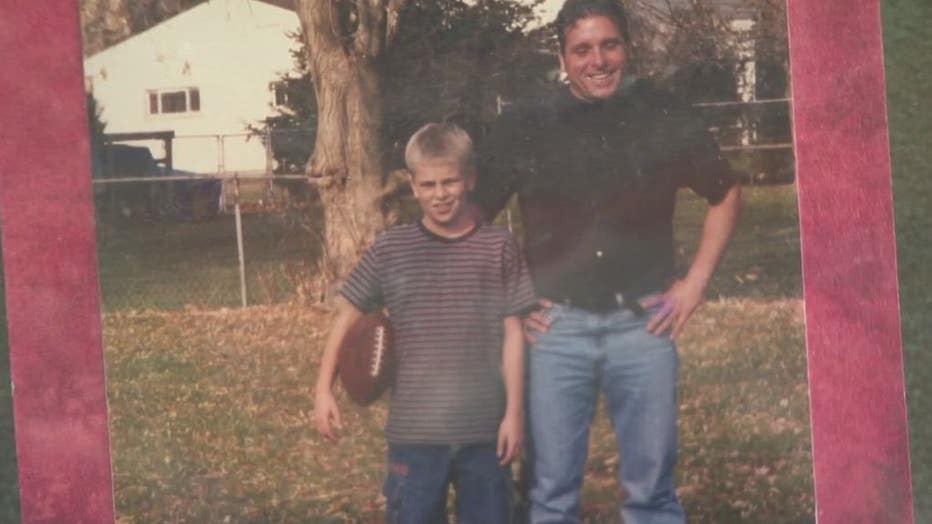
top-left (146, 87), bottom-right (201, 116)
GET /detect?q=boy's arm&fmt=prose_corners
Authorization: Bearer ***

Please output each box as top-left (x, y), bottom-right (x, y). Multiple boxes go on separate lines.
top-left (497, 315), bottom-right (525, 465)
top-left (313, 296), bottom-right (364, 442)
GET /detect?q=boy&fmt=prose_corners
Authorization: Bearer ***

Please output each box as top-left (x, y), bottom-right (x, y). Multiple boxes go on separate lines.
top-left (314, 122), bottom-right (537, 523)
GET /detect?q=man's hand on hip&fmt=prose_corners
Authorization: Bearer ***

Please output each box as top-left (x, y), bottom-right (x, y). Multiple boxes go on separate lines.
top-left (643, 278), bottom-right (705, 339)
top-left (522, 298), bottom-right (554, 345)
top-left (644, 184), bottom-right (739, 340)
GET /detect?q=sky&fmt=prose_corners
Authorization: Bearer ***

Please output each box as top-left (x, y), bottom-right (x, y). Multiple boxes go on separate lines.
top-left (534, 0), bottom-right (564, 25)
top-left (530, 0), bottom-right (742, 26)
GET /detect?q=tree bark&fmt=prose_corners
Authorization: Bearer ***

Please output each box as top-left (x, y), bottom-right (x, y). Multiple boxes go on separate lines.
top-left (295, 0), bottom-right (407, 298)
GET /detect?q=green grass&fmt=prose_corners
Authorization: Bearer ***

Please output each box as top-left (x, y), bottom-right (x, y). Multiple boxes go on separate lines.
top-left (676, 184), bottom-right (802, 301)
top-left (0, 151), bottom-right (808, 522)
top-left (0, 245), bottom-right (21, 522)
top-left (98, 182), bottom-right (812, 522)
top-left (103, 299), bottom-right (811, 523)
top-left (95, 182), bottom-right (802, 312)
top-left (883, 1), bottom-right (932, 521)
top-left (96, 207), bottom-right (322, 311)
top-left (104, 307), bottom-right (389, 523)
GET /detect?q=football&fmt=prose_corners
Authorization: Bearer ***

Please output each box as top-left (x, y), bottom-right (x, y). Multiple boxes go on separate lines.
top-left (337, 310), bottom-right (395, 406)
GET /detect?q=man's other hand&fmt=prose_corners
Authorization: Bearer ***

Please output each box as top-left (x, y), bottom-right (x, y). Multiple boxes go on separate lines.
top-left (522, 298), bottom-right (554, 345)
top-left (643, 278), bottom-right (704, 339)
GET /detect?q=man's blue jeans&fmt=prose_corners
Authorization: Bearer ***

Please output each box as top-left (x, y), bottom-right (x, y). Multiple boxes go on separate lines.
top-left (382, 443), bottom-right (512, 524)
top-left (526, 303), bottom-right (686, 524)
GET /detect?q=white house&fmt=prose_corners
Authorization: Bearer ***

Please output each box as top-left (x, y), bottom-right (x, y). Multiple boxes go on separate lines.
top-left (83, 0), bottom-right (301, 175)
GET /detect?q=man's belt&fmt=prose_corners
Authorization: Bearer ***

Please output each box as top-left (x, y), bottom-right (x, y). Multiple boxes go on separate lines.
top-left (556, 291), bottom-right (646, 316)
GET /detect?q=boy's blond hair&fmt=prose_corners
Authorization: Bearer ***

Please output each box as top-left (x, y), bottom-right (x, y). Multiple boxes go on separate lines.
top-left (404, 122), bottom-right (475, 172)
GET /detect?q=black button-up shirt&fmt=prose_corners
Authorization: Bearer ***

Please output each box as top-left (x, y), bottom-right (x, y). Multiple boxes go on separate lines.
top-left (475, 79), bottom-right (737, 311)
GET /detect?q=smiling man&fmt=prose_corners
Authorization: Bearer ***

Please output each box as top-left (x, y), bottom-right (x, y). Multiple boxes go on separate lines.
top-left (475, 1), bottom-right (742, 522)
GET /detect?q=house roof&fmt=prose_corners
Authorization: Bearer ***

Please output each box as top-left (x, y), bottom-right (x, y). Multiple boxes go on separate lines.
top-left (256, 0), bottom-right (295, 11)
top-left (86, 0), bottom-right (299, 61)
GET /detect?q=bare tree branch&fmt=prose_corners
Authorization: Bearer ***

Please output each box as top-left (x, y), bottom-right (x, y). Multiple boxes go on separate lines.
top-left (368, 0), bottom-right (388, 58)
top-left (631, 0), bottom-right (675, 25)
top-left (663, 0), bottom-right (683, 27)
top-left (353, 0), bottom-right (376, 58)
top-left (385, 0), bottom-right (407, 49)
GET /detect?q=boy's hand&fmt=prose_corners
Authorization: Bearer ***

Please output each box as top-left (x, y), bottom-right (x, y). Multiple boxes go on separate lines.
top-left (313, 388), bottom-right (342, 442)
top-left (497, 413), bottom-right (524, 466)
top-left (522, 298), bottom-right (554, 345)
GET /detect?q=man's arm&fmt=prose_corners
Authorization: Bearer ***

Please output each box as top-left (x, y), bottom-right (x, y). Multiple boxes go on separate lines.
top-left (313, 296), bottom-right (364, 441)
top-left (645, 184), bottom-right (741, 338)
top-left (497, 315), bottom-right (525, 465)
top-left (473, 104), bottom-right (531, 222)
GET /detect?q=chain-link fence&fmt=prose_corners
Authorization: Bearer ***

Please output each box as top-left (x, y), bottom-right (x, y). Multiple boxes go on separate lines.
top-left (99, 128), bottom-right (315, 177)
top-left (93, 99), bottom-right (793, 312)
top-left (92, 126), bottom-right (324, 312)
top-left (696, 98), bottom-right (795, 185)
top-left (94, 174), bottom-right (321, 312)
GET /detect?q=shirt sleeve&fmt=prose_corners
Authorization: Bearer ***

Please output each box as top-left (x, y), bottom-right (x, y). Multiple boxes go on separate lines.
top-left (473, 105), bottom-right (531, 221)
top-left (501, 234), bottom-right (538, 316)
top-left (339, 238), bottom-right (384, 313)
top-left (672, 107), bottom-right (739, 205)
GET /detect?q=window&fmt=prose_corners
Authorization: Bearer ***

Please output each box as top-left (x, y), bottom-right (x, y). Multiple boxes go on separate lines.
top-left (147, 87), bottom-right (201, 115)
top-left (189, 89), bottom-right (200, 111)
top-left (269, 81), bottom-right (288, 108)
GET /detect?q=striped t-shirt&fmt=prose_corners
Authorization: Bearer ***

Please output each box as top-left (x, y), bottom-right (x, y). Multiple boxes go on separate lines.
top-left (341, 221), bottom-right (537, 445)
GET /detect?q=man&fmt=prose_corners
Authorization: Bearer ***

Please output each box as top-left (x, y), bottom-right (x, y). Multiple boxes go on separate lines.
top-left (474, 1), bottom-right (741, 522)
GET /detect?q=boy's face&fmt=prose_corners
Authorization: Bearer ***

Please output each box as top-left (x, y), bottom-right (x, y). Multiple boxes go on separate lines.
top-left (408, 161), bottom-right (476, 235)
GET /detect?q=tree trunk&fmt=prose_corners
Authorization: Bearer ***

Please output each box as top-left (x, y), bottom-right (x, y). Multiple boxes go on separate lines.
top-left (295, 0), bottom-right (405, 299)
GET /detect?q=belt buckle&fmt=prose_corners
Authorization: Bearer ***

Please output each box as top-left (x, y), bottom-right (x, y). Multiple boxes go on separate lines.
top-left (616, 292), bottom-right (646, 316)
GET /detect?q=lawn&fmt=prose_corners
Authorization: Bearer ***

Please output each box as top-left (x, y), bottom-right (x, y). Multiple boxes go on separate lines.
top-left (103, 300), bottom-right (811, 523)
top-left (98, 184), bottom-right (813, 523)
top-left (883, 0), bottom-right (932, 521)
top-left (96, 202), bottom-right (323, 311)
top-left (0, 249), bottom-right (21, 522)
top-left (94, 181), bottom-right (802, 313)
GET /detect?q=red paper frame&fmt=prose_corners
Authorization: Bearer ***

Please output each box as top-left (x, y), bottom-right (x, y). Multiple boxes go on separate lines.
top-left (0, 1), bottom-right (914, 522)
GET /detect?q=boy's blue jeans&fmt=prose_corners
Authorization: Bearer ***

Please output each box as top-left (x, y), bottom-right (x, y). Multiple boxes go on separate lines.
top-left (526, 302), bottom-right (686, 524)
top-left (383, 442), bottom-right (512, 524)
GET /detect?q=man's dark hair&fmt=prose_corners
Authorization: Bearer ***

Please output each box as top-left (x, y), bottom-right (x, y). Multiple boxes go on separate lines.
top-left (555, 0), bottom-right (631, 52)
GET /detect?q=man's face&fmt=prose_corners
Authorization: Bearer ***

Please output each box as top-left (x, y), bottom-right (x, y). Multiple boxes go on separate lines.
top-left (409, 161), bottom-right (476, 235)
top-left (559, 15), bottom-right (628, 102)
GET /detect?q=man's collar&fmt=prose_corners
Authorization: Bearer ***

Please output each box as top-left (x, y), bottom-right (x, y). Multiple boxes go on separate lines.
top-left (558, 75), bottom-right (643, 111)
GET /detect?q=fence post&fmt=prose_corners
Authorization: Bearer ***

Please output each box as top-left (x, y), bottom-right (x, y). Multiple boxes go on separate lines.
top-left (233, 174), bottom-right (248, 308)
top-left (217, 134), bottom-right (225, 175)
top-left (264, 128), bottom-right (274, 204)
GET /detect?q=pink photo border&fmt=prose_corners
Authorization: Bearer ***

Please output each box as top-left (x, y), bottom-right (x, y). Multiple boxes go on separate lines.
top-left (787, 1), bottom-right (914, 522)
top-left (0, 3), bottom-right (115, 522)
top-left (0, 0), bottom-right (914, 522)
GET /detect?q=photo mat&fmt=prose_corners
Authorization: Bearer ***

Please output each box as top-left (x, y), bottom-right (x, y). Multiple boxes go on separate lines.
top-left (4, 3), bottom-right (908, 522)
